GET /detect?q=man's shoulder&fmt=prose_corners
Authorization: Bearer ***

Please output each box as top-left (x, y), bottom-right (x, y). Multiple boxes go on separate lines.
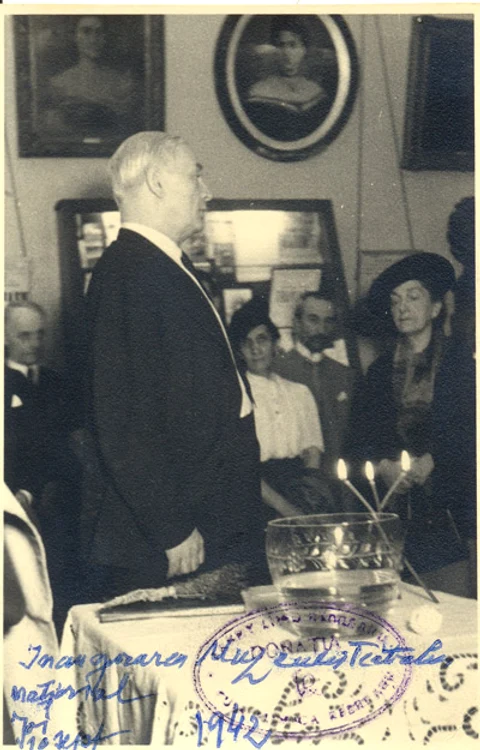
top-left (275, 348), bottom-right (303, 367)
top-left (93, 230), bottom-right (177, 284)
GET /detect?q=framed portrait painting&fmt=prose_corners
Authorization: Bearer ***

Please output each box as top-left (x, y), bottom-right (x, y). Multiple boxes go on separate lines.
top-left (14, 15), bottom-right (164, 157)
top-left (215, 15), bottom-right (358, 162)
top-left (402, 16), bottom-right (473, 172)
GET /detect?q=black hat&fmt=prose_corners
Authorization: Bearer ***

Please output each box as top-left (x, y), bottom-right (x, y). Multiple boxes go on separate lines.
top-left (228, 298), bottom-right (279, 353)
top-left (367, 252), bottom-right (455, 319)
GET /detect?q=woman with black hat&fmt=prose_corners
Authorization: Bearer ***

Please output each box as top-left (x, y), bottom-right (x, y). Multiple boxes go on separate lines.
top-left (348, 252), bottom-right (469, 594)
top-left (228, 298), bottom-right (336, 519)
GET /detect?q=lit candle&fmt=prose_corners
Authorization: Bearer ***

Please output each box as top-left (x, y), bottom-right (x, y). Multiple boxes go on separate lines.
top-left (337, 458), bottom-right (438, 604)
top-left (365, 461), bottom-right (381, 510)
top-left (379, 451), bottom-right (411, 510)
top-left (337, 459), bottom-right (377, 515)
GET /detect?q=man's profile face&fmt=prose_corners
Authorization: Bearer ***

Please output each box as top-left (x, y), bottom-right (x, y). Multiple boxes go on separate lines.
top-left (6, 308), bottom-right (45, 366)
top-left (159, 143), bottom-right (212, 245)
top-left (298, 296), bottom-right (337, 353)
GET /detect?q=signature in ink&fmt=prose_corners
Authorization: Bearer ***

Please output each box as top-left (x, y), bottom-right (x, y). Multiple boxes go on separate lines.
top-left (10, 712), bottom-right (130, 750)
top-left (196, 638), bottom-right (447, 686)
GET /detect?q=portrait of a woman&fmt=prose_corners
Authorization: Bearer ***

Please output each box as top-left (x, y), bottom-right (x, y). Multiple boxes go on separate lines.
top-left (244, 16), bottom-right (331, 141)
top-left (42, 16), bottom-right (143, 139)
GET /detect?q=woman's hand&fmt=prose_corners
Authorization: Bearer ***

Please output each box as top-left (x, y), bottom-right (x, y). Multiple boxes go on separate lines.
top-left (377, 459), bottom-right (414, 494)
top-left (409, 453), bottom-right (435, 486)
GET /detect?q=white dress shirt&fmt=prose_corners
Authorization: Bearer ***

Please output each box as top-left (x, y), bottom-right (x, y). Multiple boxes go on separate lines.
top-left (247, 371), bottom-right (324, 463)
top-left (295, 339), bottom-right (349, 366)
top-left (122, 222), bottom-right (252, 417)
top-left (7, 359), bottom-right (40, 384)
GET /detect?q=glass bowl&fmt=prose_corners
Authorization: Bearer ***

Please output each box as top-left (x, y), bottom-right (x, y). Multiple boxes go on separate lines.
top-left (266, 512), bottom-right (404, 638)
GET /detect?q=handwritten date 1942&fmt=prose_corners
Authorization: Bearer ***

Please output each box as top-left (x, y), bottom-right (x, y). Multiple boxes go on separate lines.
top-left (196, 705), bottom-right (271, 749)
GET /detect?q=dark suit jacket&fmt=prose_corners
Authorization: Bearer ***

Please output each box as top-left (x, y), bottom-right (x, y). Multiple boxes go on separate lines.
top-left (4, 365), bottom-right (79, 499)
top-left (85, 229), bottom-right (265, 575)
top-left (273, 348), bottom-right (356, 474)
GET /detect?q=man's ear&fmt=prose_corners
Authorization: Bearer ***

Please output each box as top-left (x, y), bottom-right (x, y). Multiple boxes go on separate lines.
top-left (146, 165), bottom-right (164, 199)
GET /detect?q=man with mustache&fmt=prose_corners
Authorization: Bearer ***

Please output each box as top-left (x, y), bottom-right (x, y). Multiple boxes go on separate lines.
top-left (273, 291), bottom-right (356, 478)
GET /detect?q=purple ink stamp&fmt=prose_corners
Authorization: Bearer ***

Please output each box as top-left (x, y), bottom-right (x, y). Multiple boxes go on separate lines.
top-left (194, 601), bottom-right (414, 741)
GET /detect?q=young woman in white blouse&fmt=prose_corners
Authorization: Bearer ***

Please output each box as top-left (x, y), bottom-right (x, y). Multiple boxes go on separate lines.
top-left (228, 299), bottom-right (336, 518)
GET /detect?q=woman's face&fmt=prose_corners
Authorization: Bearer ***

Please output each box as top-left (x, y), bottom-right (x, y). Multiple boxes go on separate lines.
top-left (240, 324), bottom-right (276, 377)
top-left (276, 30), bottom-right (306, 77)
top-left (390, 280), bottom-right (441, 337)
top-left (75, 16), bottom-right (106, 61)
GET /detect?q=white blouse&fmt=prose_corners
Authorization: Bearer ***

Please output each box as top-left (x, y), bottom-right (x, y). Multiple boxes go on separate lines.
top-left (247, 372), bottom-right (324, 463)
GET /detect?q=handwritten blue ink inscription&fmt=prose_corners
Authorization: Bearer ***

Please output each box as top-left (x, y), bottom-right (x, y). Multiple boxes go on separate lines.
top-left (196, 638), bottom-right (447, 686)
top-left (196, 705), bottom-right (271, 749)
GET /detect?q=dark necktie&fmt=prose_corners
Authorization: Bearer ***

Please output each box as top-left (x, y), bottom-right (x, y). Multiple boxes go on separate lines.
top-left (27, 367), bottom-right (36, 385)
top-left (181, 252), bottom-right (214, 302)
top-left (181, 252), bottom-right (198, 278)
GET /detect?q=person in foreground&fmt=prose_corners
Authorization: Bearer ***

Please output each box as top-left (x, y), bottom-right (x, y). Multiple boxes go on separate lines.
top-left (4, 486), bottom-right (66, 744)
top-left (347, 252), bottom-right (470, 595)
top-left (84, 131), bottom-right (267, 600)
top-left (228, 298), bottom-right (336, 519)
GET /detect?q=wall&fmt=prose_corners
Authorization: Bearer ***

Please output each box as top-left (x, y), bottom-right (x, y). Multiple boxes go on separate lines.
top-left (5, 13), bottom-right (474, 368)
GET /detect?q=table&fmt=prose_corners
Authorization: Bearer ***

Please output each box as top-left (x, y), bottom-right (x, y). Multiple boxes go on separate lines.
top-left (61, 585), bottom-right (478, 746)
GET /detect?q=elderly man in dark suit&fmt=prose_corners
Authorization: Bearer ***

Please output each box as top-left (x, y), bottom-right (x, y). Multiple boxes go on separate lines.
top-left (4, 301), bottom-right (79, 505)
top-left (85, 132), bottom-right (267, 600)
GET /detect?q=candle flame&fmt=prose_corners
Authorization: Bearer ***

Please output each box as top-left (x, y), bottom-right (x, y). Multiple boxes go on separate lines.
top-left (401, 450), bottom-right (411, 472)
top-left (337, 459), bottom-right (348, 481)
top-left (365, 461), bottom-right (375, 482)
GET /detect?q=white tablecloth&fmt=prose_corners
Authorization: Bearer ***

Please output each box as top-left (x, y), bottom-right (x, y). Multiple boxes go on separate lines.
top-left (61, 585), bottom-right (478, 746)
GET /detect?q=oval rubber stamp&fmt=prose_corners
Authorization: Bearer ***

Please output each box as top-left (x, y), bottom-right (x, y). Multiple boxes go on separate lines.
top-left (194, 601), bottom-right (413, 741)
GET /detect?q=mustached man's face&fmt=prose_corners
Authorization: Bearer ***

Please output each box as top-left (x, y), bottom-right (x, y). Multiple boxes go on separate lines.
top-left (298, 297), bottom-right (337, 353)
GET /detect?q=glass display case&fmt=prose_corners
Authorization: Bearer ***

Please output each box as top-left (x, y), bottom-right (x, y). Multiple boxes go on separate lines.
top-left (56, 197), bottom-right (357, 376)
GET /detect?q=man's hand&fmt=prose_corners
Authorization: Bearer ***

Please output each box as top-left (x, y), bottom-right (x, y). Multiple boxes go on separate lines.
top-left (166, 528), bottom-right (205, 579)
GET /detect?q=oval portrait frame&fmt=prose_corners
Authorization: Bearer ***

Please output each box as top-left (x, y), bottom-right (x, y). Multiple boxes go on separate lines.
top-left (215, 15), bottom-right (359, 162)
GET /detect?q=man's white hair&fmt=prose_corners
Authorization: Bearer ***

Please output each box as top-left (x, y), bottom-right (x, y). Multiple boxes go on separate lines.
top-left (109, 132), bottom-right (186, 204)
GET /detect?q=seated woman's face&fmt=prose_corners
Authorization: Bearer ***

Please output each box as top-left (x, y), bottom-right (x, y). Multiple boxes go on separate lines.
top-left (240, 324), bottom-right (276, 377)
top-left (390, 280), bottom-right (441, 337)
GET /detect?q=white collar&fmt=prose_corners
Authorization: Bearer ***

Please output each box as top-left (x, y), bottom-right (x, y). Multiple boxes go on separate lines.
top-left (246, 371), bottom-right (279, 385)
top-left (122, 223), bottom-right (182, 266)
top-left (295, 339), bottom-right (349, 366)
top-left (7, 360), bottom-right (39, 379)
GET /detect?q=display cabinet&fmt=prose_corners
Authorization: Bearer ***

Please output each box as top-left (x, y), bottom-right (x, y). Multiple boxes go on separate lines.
top-left (56, 197), bottom-right (357, 378)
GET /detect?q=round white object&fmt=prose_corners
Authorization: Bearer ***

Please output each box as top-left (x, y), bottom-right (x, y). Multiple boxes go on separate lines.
top-left (408, 605), bottom-right (443, 635)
